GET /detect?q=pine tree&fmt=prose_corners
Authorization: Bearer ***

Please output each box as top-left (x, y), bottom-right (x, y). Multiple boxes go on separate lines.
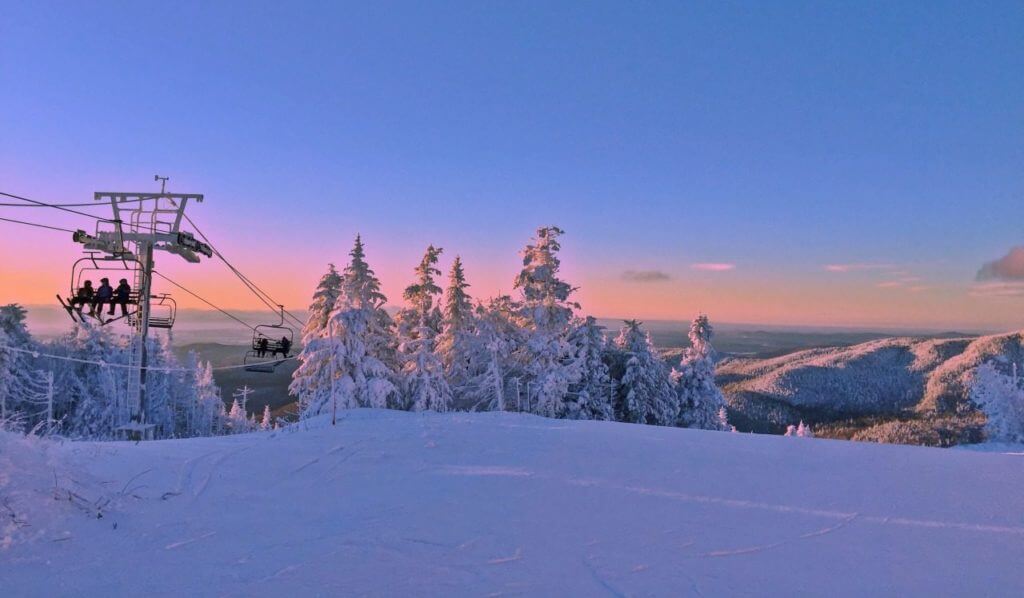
top-left (227, 399), bottom-right (250, 434)
top-left (304, 235), bottom-right (400, 416)
top-left (513, 226), bottom-right (581, 418)
top-left (437, 256), bottom-right (475, 393)
top-left (565, 317), bottom-right (615, 420)
top-left (193, 360), bottom-right (225, 436)
top-left (463, 297), bottom-right (520, 411)
top-left (970, 360), bottom-right (1024, 443)
top-left (397, 245), bottom-right (444, 339)
top-left (673, 314), bottom-right (730, 431)
top-left (613, 320), bottom-right (677, 426)
top-left (402, 321), bottom-right (453, 412)
top-left (51, 322), bottom-right (128, 439)
top-left (290, 264), bottom-right (345, 416)
top-left (260, 404), bottom-right (273, 431)
top-left (0, 305), bottom-right (36, 430)
top-left (396, 246), bottom-right (451, 411)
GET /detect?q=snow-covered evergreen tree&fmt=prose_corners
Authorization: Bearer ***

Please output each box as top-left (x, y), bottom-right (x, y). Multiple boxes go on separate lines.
top-left (436, 256), bottom-right (475, 393)
top-left (290, 264), bottom-right (344, 416)
top-left (396, 246), bottom-right (452, 411)
top-left (50, 322), bottom-right (128, 439)
top-left (396, 245), bottom-right (444, 340)
top-left (512, 227), bottom-right (581, 418)
top-left (970, 360), bottom-right (1024, 443)
top-left (260, 404), bottom-right (273, 431)
top-left (463, 297), bottom-right (520, 411)
top-left (785, 421), bottom-right (814, 437)
top-left (227, 399), bottom-right (252, 434)
top-left (673, 314), bottom-right (730, 431)
top-left (192, 360), bottom-right (225, 436)
top-left (613, 320), bottom-right (677, 426)
top-left (402, 321), bottom-right (453, 412)
top-left (300, 235), bottom-right (400, 417)
top-left (0, 305), bottom-right (36, 429)
top-left (565, 317), bottom-right (614, 420)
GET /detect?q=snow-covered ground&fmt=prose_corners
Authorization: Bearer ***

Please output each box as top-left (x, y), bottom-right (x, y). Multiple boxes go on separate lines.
top-left (3, 410), bottom-right (1023, 596)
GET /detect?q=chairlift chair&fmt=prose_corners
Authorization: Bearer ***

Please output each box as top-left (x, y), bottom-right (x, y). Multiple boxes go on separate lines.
top-left (58, 253), bottom-right (142, 325)
top-left (244, 305), bottom-right (294, 373)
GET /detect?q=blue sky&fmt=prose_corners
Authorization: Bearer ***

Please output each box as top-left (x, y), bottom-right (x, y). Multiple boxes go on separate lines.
top-left (1, 1), bottom-right (1022, 329)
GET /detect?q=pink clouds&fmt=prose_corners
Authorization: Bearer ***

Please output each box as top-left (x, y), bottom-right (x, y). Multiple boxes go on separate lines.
top-left (824, 263), bottom-right (895, 273)
top-left (970, 282), bottom-right (1024, 298)
top-left (977, 247), bottom-right (1024, 281)
top-left (691, 263), bottom-right (735, 272)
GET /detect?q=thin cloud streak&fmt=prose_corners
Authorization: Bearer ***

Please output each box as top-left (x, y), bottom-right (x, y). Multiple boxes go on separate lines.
top-left (824, 263), bottom-right (896, 273)
top-left (621, 269), bottom-right (671, 282)
top-left (691, 263), bottom-right (736, 272)
top-left (970, 282), bottom-right (1024, 298)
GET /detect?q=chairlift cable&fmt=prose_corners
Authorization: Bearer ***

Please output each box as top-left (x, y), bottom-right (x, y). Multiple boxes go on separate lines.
top-left (0, 342), bottom-right (295, 372)
top-left (179, 212), bottom-right (306, 328)
top-left (151, 271), bottom-right (257, 332)
top-left (0, 215), bottom-right (77, 233)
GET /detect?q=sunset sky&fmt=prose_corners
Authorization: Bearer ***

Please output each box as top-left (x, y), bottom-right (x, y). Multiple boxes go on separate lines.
top-left (2, 2), bottom-right (1022, 331)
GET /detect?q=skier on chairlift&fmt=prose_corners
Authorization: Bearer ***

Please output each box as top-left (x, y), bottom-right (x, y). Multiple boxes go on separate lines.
top-left (92, 278), bottom-right (113, 320)
top-left (69, 280), bottom-right (95, 315)
top-left (110, 278), bottom-right (131, 317)
top-left (276, 336), bottom-right (291, 358)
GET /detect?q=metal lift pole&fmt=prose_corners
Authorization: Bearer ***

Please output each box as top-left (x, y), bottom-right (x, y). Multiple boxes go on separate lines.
top-left (136, 240), bottom-right (154, 424)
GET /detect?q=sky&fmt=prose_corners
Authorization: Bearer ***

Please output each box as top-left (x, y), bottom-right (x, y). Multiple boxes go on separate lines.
top-left (1, 1), bottom-right (1022, 332)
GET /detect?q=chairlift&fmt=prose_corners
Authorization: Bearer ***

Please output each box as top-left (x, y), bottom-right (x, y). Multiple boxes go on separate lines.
top-left (244, 305), bottom-right (294, 373)
top-left (57, 253), bottom-right (141, 325)
top-left (57, 252), bottom-right (176, 329)
top-left (128, 294), bottom-right (177, 329)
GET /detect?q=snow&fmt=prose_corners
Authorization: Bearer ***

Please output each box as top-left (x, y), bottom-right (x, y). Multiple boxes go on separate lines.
top-left (3, 409), bottom-right (1024, 595)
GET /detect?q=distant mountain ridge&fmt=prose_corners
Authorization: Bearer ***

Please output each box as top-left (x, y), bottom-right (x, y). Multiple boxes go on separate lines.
top-left (717, 329), bottom-right (1024, 444)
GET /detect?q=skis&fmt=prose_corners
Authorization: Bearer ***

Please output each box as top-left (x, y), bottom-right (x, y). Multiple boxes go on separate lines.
top-left (56, 295), bottom-right (111, 325)
top-left (57, 294), bottom-right (80, 323)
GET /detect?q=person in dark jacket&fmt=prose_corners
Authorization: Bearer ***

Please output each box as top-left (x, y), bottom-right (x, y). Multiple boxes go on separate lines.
top-left (276, 336), bottom-right (292, 358)
top-left (257, 336), bottom-right (269, 358)
top-left (109, 279), bottom-right (132, 317)
top-left (69, 280), bottom-right (95, 314)
top-left (92, 278), bottom-right (113, 317)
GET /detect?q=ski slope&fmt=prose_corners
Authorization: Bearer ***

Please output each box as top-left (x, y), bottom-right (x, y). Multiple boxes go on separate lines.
top-left (3, 410), bottom-right (1023, 596)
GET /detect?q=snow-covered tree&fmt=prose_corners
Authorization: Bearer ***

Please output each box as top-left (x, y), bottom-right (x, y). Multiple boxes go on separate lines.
top-left (227, 399), bottom-right (253, 434)
top-left (191, 359), bottom-right (225, 437)
top-left (401, 322), bottom-right (453, 412)
top-left (260, 404), bottom-right (273, 431)
top-left (613, 320), bottom-right (677, 426)
top-left (290, 264), bottom-right (344, 416)
top-left (970, 360), bottom-right (1024, 443)
top-left (673, 314), bottom-right (730, 431)
top-left (785, 421), bottom-right (814, 437)
top-left (396, 245), bottom-right (444, 340)
top-left (0, 305), bottom-right (36, 429)
top-left (463, 297), bottom-right (520, 411)
top-left (513, 227), bottom-right (581, 418)
top-left (306, 236), bottom-right (400, 416)
top-left (436, 256), bottom-right (475, 392)
top-left (565, 317), bottom-right (614, 420)
top-left (396, 246), bottom-right (452, 411)
top-left (49, 322), bottom-right (128, 439)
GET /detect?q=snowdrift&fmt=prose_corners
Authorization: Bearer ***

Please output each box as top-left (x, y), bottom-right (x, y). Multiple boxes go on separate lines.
top-left (2, 410), bottom-right (1023, 596)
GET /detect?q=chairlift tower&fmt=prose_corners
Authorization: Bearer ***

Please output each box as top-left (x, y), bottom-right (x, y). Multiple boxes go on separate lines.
top-left (73, 177), bottom-right (212, 438)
